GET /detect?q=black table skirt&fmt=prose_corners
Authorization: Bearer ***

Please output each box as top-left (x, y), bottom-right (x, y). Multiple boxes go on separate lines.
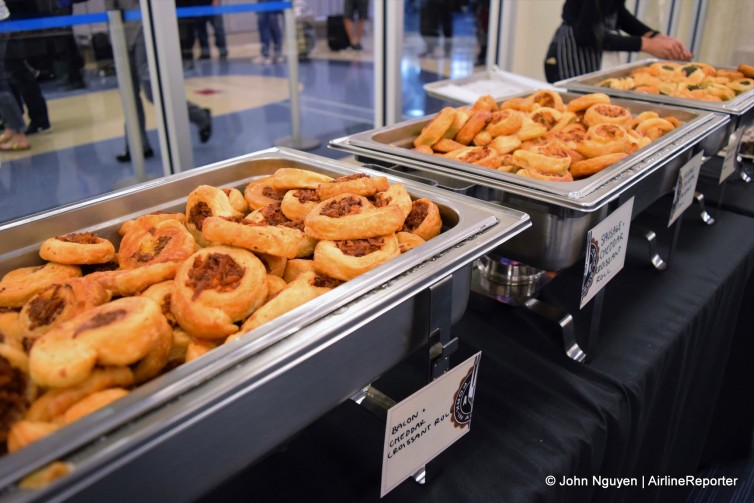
top-left (199, 203), bottom-right (754, 503)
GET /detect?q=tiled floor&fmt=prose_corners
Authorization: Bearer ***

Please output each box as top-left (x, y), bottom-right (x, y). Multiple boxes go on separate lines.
top-left (0, 12), bottom-right (481, 224)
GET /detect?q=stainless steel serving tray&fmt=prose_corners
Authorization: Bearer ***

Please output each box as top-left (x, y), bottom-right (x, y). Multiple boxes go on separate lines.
top-left (556, 58), bottom-right (754, 154)
top-left (331, 91), bottom-right (727, 209)
top-left (0, 148), bottom-right (530, 502)
top-left (424, 66), bottom-right (553, 105)
top-left (331, 92), bottom-right (728, 270)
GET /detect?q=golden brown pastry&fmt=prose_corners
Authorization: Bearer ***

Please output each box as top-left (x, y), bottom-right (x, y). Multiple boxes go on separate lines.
top-left (230, 272), bottom-right (338, 340)
top-left (304, 194), bottom-right (405, 241)
top-left (570, 153), bottom-right (628, 178)
top-left (566, 92), bottom-right (611, 113)
top-left (471, 94), bottom-right (499, 113)
top-left (269, 168), bottom-right (334, 190)
top-left (737, 64), bottom-right (754, 79)
top-left (29, 296), bottom-right (170, 388)
top-left (19, 278), bottom-right (112, 344)
top-left (583, 103), bottom-right (631, 128)
top-left (118, 212), bottom-right (186, 237)
top-left (396, 231), bottom-right (426, 253)
top-left (454, 110), bottom-right (492, 145)
top-left (202, 206), bottom-right (315, 260)
top-left (222, 187), bottom-right (249, 214)
top-left (118, 219), bottom-right (196, 269)
top-left (0, 263), bottom-right (81, 308)
top-left (526, 89), bottom-right (565, 112)
top-left (283, 258), bottom-right (316, 283)
top-left (317, 173), bottom-right (389, 200)
top-left (577, 124), bottom-right (632, 158)
top-left (243, 176), bottom-right (288, 211)
top-left (513, 145), bottom-right (572, 174)
top-left (39, 232), bottom-right (116, 265)
top-left (444, 146), bottom-right (501, 168)
top-left (171, 245), bottom-right (268, 339)
top-left (413, 107), bottom-right (457, 147)
top-left (373, 183), bottom-right (413, 220)
top-left (7, 421), bottom-right (59, 453)
top-left (87, 261), bottom-right (180, 297)
top-left (488, 134), bottom-right (522, 155)
top-left (185, 185), bottom-right (241, 247)
top-left (313, 234), bottom-right (400, 282)
top-left (280, 188), bottom-right (320, 221)
top-left (401, 199), bottom-right (442, 241)
top-left (61, 388), bottom-right (130, 424)
top-left (485, 109), bottom-right (524, 137)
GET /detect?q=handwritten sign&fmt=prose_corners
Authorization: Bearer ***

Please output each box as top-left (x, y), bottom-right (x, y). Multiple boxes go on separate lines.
top-left (381, 352), bottom-right (482, 497)
top-left (580, 198), bottom-right (634, 309)
top-left (669, 151), bottom-right (703, 226)
top-left (720, 127), bottom-right (744, 184)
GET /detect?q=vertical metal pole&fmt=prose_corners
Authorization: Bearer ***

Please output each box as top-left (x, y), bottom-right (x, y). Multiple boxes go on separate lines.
top-left (690, 0), bottom-right (706, 58)
top-left (142, 0), bottom-right (194, 175)
top-left (284, 9), bottom-right (300, 145)
top-left (107, 10), bottom-right (145, 182)
top-left (276, 7), bottom-right (319, 150)
top-left (485, 0), bottom-right (500, 71)
top-left (498, 0), bottom-right (516, 71)
top-left (373, 0), bottom-right (385, 128)
top-left (384, 0), bottom-right (403, 126)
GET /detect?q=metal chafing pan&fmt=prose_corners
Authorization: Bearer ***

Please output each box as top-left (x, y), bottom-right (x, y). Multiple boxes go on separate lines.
top-left (556, 58), bottom-right (754, 155)
top-left (331, 91), bottom-right (728, 270)
top-left (0, 147), bottom-right (529, 502)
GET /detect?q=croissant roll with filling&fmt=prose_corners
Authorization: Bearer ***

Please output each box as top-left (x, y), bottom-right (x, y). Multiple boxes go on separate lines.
top-left (118, 212), bottom-right (186, 237)
top-left (280, 188), bottom-right (320, 221)
top-left (372, 183), bottom-right (413, 220)
top-left (39, 233), bottom-right (116, 265)
top-left (244, 176), bottom-right (288, 211)
top-left (222, 187), bottom-right (250, 214)
top-left (19, 278), bottom-right (112, 344)
top-left (118, 219), bottom-right (196, 270)
top-left (185, 185), bottom-right (242, 247)
top-left (304, 193), bottom-right (405, 241)
top-left (313, 234), bottom-right (400, 282)
top-left (29, 296), bottom-right (171, 388)
top-left (401, 199), bottom-right (442, 241)
top-left (413, 107), bottom-right (457, 147)
top-left (270, 168), bottom-right (334, 190)
top-left (171, 246), bottom-right (268, 339)
top-left (317, 173), bottom-right (389, 200)
top-left (0, 263), bottom-right (81, 308)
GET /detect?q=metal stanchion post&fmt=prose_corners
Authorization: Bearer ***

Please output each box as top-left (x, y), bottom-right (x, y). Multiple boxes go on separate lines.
top-left (275, 8), bottom-right (319, 150)
top-left (108, 10), bottom-right (150, 188)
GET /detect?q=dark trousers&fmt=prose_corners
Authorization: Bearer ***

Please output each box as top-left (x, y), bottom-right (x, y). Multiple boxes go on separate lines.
top-left (7, 58), bottom-right (49, 127)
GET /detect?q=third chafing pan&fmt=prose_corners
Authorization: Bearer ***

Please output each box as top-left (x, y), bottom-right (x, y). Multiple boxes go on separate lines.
top-left (556, 58), bottom-right (754, 154)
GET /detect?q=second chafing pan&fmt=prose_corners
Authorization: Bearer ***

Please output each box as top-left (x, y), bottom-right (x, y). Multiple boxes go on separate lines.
top-left (556, 58), bottom-right (754, 154)
top-left (330, 91), bottom-right (728, 270)
top-left (0, 147), bottom-right (530, 502)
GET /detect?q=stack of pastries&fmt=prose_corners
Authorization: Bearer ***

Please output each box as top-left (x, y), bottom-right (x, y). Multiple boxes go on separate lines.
top-left (0, 167), bottom-right (443, 465)
top-left (597, 62), bottom-right (754, 102)
top-left (411, 90), bottom-right (682, 181)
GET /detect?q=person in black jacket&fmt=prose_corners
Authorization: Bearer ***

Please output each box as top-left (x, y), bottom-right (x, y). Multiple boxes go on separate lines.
top-left (544, 0), bottom-right (692, 83)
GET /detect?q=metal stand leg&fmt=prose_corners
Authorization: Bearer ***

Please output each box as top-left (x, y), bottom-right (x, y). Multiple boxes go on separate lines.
top-left (694, 192), bottom-right (716, 225)
top-left (739, 155), bottom-right (751, 183)
top-left (351, 275), bottom-right (458, 484)
top-left (523, 298), bottom-right (586, 362)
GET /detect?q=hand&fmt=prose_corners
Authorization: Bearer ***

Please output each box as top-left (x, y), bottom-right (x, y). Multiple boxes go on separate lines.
top-left (642, 34), bottom-right (693, 61)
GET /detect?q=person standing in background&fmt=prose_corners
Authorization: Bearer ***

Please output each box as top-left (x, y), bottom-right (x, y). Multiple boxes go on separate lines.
top-left (195, 0), bottom-right (228, 60)
top-left (105, 0), bottom-right (212, 162)
top-left (544, 0), bottom-right (692, 83)
top-left (255, 0), bottom-right (283, 64)
top-left (419, 0), bottom-right (453, 57)
top-left (343, 0), bottom-right (368, 51)
top-left (0, 1), bottom-right (31, 151)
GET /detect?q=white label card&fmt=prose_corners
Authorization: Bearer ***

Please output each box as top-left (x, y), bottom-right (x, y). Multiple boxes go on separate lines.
top-left (380, 352), bottom-right (482, 498)
top-left (668, 151), bottom-right (704, 227)
top-left (720, 127), bottom-right (744, 184)
top-left (580, 197), bottom-right (634, 309)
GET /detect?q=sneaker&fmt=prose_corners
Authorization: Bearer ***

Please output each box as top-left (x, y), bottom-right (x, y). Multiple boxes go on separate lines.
top-left (199, 108), bottom-right (212, 143)
top-left (116, 148), bottom-right (154, 163)
top-left (353, 43), bottom-right (363, 51)
top-left (25, 123), bottom-right (52, 135)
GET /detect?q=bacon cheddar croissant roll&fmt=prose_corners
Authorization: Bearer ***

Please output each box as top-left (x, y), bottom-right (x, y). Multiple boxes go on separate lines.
top-left (222, 187), bottom-right (249, 214)
top-left (314, 234), bottom-right (400, 282)
top-left (0, 263), bottom-right (81, 308)
top-left (29, 297), bottom-right (170, 388)
top-left (0, 341), bottom-right (34, 444)
top-left (87, 262), bottom-right (181, 298)
top-left (118, 219), bottom-right (196, 269)
top-left (372, 183), bottom-right (413, 220)
top-left (304, 193), bottom-right (405, 241)
top-left (269, 168), bottom-right (334, 190)
top-left (317, 173), bottom-right (389, 200)
top-left (19, 278), bottom-right (112, 344)
top-left (39, 232), bottom-right (116, 265)
top-left (280, 188), bottom-right (320, 221)
top-left (185, 185), bottom-right (242, 247)
top-left (244, 176), bottom-right (288, 211)
top-left (401, 199), bottom-right (443, 241)
top-left (171, 245), bottom-right (268, 339)
top-left (202, 203), bottom-right (316, 259)
top-left (118, 211), bottom-right (186, 237)
top-left (228, 271), bottom-right (339, 342)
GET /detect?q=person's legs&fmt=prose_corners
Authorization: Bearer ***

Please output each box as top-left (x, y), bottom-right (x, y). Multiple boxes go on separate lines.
top-left (269, 12), bottom-right (283, 59)
top-left (0, 37), bottom-right (29, 149)
top-left (211, 15), bottom-right (228, 58)
top-left (7, 58), bottom-right (50, 133)
top-left (195, 17), bottom-right (211, 59)
top-left (258, 12), bottom-right (271, 60)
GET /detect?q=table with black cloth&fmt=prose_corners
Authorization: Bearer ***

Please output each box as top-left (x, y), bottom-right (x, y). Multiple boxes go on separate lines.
top-left (199, 201), bottom-right (754, 503)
